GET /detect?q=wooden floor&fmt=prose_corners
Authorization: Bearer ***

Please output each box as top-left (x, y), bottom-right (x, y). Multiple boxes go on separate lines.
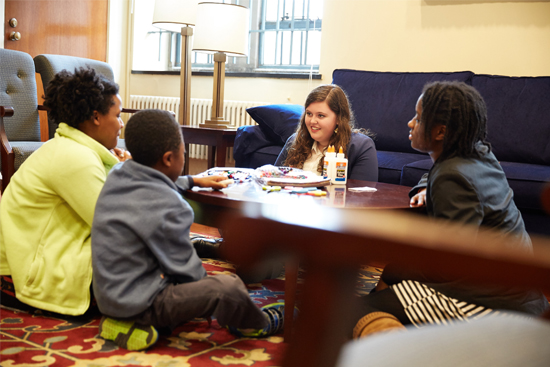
top-left (187, 158), bottom-right (209, 175)
top-left (190, 222), bottom-right (221, 237)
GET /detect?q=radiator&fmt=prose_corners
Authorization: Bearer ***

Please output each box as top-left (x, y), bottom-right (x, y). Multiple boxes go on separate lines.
top-left (129, 95), bottom-right (265, 161)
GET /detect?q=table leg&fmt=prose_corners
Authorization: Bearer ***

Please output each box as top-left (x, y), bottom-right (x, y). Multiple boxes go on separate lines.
top-left (282, 266), bottom-right (358, 367)
top-left (183, 143), bottom-right (190, 175)
top-left (284, 258), bottom-right (299, 342)
top-left (207, 145), bottom-right (216, 168)
top-left (215, 142), bottom-right (227, 168)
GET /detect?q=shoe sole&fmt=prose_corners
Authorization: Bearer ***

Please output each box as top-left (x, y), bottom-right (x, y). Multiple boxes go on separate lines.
top-left (99, 317), bottom-right (159, 350)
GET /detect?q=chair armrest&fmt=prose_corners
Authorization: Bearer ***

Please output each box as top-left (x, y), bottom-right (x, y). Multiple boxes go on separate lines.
top-left (1, 106), bottom-right (15, 192)
top-left (1, 106), bottom-right (14, 154)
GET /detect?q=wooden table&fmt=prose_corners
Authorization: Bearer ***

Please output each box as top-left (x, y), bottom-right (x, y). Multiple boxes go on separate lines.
top-left (221, 204), bottom-right (550, 367)
top-left (184, 179), bottom-right (414, 228)
top-left (181, 126), bottom-right (237, 175)
top-left (183, 179), bottom-right (414, 341)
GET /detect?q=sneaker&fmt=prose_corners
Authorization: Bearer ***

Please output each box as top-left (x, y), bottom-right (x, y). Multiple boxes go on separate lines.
top-left (99, 316), bottom-right (159, 350)
top-left (352, 312), bottom-right (406, 339)
top-left (229, 302), bottom-right (294, 338)
top-left (190, 236), bottom-right (222, 259)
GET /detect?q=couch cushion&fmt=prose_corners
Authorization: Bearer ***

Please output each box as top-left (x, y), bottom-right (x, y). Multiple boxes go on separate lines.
top-left (377, 151), bottom-right (429, 185)
top-left (332, 70), bottom-right (475, 154)
top-left (471, 74), bottom-right (550, 166)
top-left (245, 146), bottom-right (281, 169)
top-left (246, 104), bottom-right (304, 146)
top-left (400, 158), bottom-right (433, 187)
top-left (234, 125), bottom-right (275, 167)
top-left (499, 161), bottom-right (550, 211)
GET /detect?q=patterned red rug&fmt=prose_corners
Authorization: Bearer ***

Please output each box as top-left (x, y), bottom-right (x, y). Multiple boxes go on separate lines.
top-left (0, 235), bottom-right (382, 367)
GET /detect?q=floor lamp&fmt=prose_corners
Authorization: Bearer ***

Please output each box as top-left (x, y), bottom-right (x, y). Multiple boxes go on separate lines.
top-left (193, 2), bottom-right (249, 129)
top-left (152, 0), bottom-right (199, 126)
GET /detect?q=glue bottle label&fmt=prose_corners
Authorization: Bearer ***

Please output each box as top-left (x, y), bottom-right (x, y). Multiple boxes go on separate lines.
top-left (335, 161), bottom-right (347, 182)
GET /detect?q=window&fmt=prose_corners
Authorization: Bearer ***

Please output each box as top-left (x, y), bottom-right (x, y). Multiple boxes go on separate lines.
top-left (132, 0), bottom-right (323, 75)
top-left (255, 0), bottom-right (323, 71)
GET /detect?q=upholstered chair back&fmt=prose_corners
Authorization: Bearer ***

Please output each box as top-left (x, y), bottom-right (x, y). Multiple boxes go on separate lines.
top-left (34, 54), bottom-right (116, 139)
top-left (0, 49), bottom-right (43, 179)
top-left (0, 49), bottom-right (41, 143)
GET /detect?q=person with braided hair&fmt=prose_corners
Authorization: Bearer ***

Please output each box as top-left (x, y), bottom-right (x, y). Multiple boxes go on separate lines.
top-left (352, 81), bottom-right (548, 339)
top-left (275, 84), bottom-right (378, 182)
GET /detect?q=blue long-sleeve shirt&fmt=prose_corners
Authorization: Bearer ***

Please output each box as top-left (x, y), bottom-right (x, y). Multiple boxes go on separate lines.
top-left (275, 132), bottom-right (379, 182)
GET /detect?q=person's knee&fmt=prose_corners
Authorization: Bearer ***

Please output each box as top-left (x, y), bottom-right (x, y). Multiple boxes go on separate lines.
top-left (207, 274), bottom-right (247, 294)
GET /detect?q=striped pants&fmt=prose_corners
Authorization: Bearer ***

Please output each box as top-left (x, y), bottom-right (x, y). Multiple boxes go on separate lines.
top-left (390, 280), bottom-right (497, 327)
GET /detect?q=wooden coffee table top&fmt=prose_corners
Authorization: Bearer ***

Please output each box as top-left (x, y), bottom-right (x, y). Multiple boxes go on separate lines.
top-left (183, 179), bottom-right (414, 228)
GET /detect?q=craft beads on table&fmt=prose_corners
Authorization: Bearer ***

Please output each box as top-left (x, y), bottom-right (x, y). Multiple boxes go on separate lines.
top-left (206, 169), bottom-right (252, 183)
top-left (306, 190), bottom-right (327, 197)
top-left (262, 185), bottom-right (281, 192)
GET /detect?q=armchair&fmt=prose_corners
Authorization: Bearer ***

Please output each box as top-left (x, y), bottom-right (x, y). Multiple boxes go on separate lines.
top-left (0, 49), bottom-right (46, 192)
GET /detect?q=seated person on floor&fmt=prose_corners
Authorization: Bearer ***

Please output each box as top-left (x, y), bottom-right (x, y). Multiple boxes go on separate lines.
top-left (353, 81), bottom-right (549, 339)
top-left (275, 84), bottom-right (378, 182)
top-left (0, 67), bottom-right (130, 316)
top-left (91, 109), bottom-right (288, 351)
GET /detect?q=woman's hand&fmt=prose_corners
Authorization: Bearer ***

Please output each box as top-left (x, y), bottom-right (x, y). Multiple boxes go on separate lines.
top-left (193, 175), bottom-right (231, 190)
top-left (112, 148), bottom-right (131, 162)
top-left (410, 188), bottom-right (427, 208)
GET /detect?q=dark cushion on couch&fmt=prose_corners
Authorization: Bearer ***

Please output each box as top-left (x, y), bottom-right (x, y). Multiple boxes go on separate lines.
top-left (378, 151), bottom-right (429, 185)
top-left (246, 104), bottom-right (304, 146)
top-left (332, 70), bottom-right (475, 154)
top-left (471, 74), bottom-right (550, 166)
top-left (234, 125), bottom-right (275, 167)
top-left (400, 159), bottom-right (433, 187)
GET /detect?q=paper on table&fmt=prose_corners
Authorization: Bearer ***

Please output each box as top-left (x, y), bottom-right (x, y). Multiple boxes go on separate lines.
top-left (348, 186), bottom-right (377, 192)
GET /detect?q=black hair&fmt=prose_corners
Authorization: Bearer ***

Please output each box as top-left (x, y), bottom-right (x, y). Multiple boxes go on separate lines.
top-left (421, 81), bottom-right (491, 162)
top-left (124, 109), bottom-right (183, 167)
top-left (43, 67), bottom-right (119, 129)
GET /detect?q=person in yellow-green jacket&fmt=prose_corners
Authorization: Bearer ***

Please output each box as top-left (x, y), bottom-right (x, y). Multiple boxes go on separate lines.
top-left (0, 67), bottom-right (128, 316)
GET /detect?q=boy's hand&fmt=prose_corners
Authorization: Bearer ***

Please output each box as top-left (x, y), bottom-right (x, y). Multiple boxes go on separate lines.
top-left (112, 148), bottom-right (132, 162)
top-left (410, 188), bottom-right (427, 208)
top-left (193, 175), bottom-right (231, 190)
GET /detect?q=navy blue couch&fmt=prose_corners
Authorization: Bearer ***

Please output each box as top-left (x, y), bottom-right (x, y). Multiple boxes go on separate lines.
top-left (234, 69), bottom-right (550, 236)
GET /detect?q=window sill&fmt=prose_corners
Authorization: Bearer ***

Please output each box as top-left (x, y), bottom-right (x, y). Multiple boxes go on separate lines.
top-left (131, 70), bottom-right (322, 80)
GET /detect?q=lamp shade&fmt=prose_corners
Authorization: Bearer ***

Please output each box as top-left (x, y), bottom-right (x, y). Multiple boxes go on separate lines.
top-left (152, 0), bottom-right (199, 32)
top-left (193, 2), bottom-right (249, 57)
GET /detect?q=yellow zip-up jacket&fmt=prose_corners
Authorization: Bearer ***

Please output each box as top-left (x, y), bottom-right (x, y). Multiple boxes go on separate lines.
top-left (0, 123), bottom-right (119, 315)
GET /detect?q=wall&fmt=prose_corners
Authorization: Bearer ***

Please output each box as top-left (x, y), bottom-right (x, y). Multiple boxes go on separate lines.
top-left (0, 0), bottom-right (4, 48)
top-left (320, 0), bottom-right (550, 78)
top-left (106, 0), bottom-right (131, 105)
top-left (7, 1), bottom-right (547, 104)
top-left (118, 0), bottom-right (550, 106)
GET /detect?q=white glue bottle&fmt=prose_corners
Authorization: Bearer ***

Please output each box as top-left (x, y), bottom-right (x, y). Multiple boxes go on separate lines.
top-left (323, 145), bottom-right (337, 180)
top-left (332, 146), bottom-right (348, 185)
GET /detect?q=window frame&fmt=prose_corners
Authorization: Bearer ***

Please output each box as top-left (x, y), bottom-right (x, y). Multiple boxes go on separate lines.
top-left (159, 0), bottom-right (322, 75)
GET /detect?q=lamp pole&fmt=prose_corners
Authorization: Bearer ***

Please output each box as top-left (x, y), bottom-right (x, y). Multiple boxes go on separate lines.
top-left (180, 26), bottom-right (193, 126)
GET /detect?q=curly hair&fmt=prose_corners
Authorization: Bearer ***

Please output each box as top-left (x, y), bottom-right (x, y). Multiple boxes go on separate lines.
top-left (283, 84), bottom-right (370, 173)
top-left (43, 67), bottom-right (119, 129)
top-left (124, 109), bottom-right (183, 167)
top-left (421, 81), bottom-right (491, 162)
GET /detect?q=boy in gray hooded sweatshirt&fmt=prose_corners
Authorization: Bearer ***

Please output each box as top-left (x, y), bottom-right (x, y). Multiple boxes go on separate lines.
top-left (92, 109), bottom-right (285, 350)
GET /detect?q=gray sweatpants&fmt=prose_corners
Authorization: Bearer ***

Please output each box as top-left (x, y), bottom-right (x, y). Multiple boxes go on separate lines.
top-left (131, 274), bottom-right (268, 330)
